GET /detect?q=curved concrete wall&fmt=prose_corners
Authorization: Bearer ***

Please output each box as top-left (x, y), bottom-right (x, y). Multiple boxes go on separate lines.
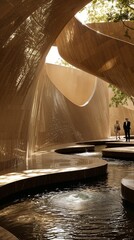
top-left (110, 105), bottom-right (134, 136)
top-left (28, 63), bottom-right (110, 152)
top-left (0, 0), bottom-right (90, 169)
top-left (46, 63), bottom-right (97, 107)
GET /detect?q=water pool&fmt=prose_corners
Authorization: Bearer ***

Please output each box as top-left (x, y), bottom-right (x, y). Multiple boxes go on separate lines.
top-left (0, 157), bottom-right (134, 239)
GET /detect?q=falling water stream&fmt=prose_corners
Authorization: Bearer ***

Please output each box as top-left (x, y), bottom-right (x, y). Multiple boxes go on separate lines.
top-left (0, 146), bottom-right (134, 239)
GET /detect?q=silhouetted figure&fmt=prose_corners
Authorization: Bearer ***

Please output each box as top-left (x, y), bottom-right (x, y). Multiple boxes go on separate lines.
top-left (123, 118), bottom-right (131, 142)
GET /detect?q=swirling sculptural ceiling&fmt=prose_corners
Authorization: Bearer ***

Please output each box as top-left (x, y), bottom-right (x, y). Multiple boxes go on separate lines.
top-left (85, 21), bottom-right (134, 133)
top-left (56, 17), bottom-right (134, 97)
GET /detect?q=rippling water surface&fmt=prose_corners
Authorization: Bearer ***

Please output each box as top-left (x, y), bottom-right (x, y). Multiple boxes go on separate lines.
top-left (0, 148), bottom-right (134, 240)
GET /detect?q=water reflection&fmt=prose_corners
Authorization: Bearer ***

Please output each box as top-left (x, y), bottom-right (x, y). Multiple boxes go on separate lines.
top-left (0, 160), bottom-right (134, 239)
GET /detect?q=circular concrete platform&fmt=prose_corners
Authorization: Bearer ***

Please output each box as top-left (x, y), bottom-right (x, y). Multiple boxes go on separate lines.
top-left (106, 141), bottom-right (134, 148)
top-left (55, 144), bottom-right (95, 154)
top-left (102, 146), bottom-right (134, 160)
top-left (0, 145), bottom-right (107, 202)
top-left (121, 175), bottom-right (134, 205)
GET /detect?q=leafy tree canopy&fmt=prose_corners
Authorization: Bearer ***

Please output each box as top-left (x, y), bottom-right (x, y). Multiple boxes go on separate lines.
top-left (85, 0), bottom-right (134, 23)
top-left (109, 84), bottom-right (134, 107)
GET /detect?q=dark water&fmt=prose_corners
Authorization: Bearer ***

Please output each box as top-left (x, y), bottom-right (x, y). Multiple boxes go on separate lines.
top-left (0, 149), bottom-right (134, 239)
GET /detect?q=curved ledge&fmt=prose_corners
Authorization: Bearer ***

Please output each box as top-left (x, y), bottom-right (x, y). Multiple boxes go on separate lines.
top-left (76, 139), bottom-right (115, 145)
top-left (55, 145), bottom-right (95, 154)
top-left (121, 176), bottom-right (134, 205)
top-left (0, 153), bottom-right (107, 202)
top-left (106, 141), bottom-right (134, 148)
top-left (102, 146), bottom-right (134, 160)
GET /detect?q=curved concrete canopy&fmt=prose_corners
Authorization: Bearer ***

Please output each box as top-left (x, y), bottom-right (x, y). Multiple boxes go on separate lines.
top-left (46, 63), bottom-right (97, 106)
top-left (56, 17), bottom-right (134, 97)
top-left (88, 21), bottom-right (134, 44)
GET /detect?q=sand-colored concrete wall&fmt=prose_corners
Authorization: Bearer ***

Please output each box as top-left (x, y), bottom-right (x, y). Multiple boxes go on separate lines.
top-left (28, 63), bottom-right (110, 151)
top-left (110, 106), bottom-right (134, 137)
top-left (46, 63), bottom-right (97, 107)
top-left (0, 0), bottom-right (89, 168)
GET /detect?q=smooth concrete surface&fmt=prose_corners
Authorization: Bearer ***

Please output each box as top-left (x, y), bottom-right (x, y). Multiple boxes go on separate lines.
top-left (106, 141), bottom-right (134, 148)
top-left (46, 63), bottom-right (97, 106)
top-left (76, 138), bottom-right (119, 145)
top-left (121, 175), bottom-right (134, 205)
top-left (102, 146), bottom-right (134, 160)
top-left (0, 143), bottom-right (108, 202)
top-left (55, 144), bottom-right (95, 154)
top-left (0, 157), bottom-right (107, 202)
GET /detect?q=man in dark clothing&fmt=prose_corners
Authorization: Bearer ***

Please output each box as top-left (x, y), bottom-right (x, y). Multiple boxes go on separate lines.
top-left (123, 118), bottom-right (131, 141)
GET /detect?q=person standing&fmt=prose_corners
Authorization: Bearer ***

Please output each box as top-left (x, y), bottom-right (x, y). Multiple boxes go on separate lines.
top-left (114, 120), bottom-right (121, 140)
top-left (123, 118), bottom-right (131, 142)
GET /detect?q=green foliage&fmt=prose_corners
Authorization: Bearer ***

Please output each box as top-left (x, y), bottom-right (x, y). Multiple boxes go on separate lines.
top-left (86, 0), bottom-right (134, 23)
top-left (109, 84), bottom-right (134, 107)
top-left (56, 58), bottom-right (75, 68)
